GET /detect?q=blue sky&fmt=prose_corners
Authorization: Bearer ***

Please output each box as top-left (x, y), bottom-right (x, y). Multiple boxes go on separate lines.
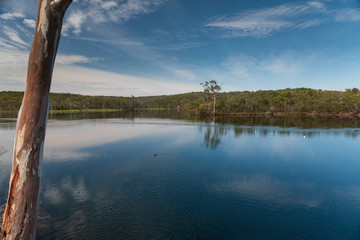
top-left (1, 0), bottom-right (360, 96)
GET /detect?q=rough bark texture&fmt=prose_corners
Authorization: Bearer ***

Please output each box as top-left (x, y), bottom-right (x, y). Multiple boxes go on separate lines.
top-left (1, 0), bottom-right (72, 239)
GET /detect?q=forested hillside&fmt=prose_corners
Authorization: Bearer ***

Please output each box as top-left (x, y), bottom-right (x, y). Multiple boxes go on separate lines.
top-left (0, 91), bottom-right (205, 111)
top-left (1, 88), bottom-right (360, 115)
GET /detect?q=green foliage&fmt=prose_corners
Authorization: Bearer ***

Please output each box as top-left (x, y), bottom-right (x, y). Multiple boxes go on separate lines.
top-left (1, 88), bottom-right (360, 115)
top-left (185, 98), bottom-right (205, 109)
top-left (200, 80), bottom-right (221, 96)
top-left (200, 80), bottom-right (221, 115)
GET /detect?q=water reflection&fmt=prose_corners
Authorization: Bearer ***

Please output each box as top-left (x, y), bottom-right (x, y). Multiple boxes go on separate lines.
top-left (44, 177), bottom-right (90, 205)
top-left (1, 113), bottom-right (360, 239)
top-left (215, 115), bottom-right (360, 129)
top-left (198, 123), bottom-right (360, 151)
top-left (201, 122), bottom-right (228, 150)
top-left (210, 174), bottom-right (322, 208)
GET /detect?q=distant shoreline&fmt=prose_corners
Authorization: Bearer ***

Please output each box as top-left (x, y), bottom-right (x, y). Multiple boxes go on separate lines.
top-left (1, 88), bottom-right (360, 117)
top-left (2, 109), bottom-right (360, 119)
top-left (214, 111), bottom-right (360, 118)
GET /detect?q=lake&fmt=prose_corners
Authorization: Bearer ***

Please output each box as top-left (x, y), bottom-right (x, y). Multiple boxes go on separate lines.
top-left (1, 111), bottom-right (360, 239)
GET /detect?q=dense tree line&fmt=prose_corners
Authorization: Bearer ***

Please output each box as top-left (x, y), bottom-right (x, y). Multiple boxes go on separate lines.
top-left (1, 88), bottom-right (360, 115)
top-left (0, 91), bottom-right (205, 112)
top-left (213, 88), bottom-right (360, 115)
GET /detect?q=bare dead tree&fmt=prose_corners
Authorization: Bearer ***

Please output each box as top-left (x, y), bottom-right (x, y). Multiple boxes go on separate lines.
top-left (1, 0), bottom-right (72, 239)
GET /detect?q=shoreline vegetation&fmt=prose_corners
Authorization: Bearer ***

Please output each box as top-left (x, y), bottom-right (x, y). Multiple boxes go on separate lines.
top-left (1, 88), bottom-right (360, 118)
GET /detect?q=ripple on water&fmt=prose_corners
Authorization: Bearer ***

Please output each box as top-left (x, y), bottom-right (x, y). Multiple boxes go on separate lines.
top-left (37, 150), bottom-right (355, 239)
top-left (55, 153), bottom-right (208, 240)
top-left (115, 153), bottom-right (204, 240)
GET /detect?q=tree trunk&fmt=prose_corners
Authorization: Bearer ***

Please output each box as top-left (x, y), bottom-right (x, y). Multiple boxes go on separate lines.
top-left (1, 0), bottom-right (72, 239)
top-left (213, 94), bottom-right (216, 115)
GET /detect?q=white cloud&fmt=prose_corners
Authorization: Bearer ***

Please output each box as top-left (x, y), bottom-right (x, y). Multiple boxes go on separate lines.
top-left (0, 11), bottom-right (24, 20)
top-left (307, 1), bottom-right (327, 12)
top-left (205, 1), bottom-right (359, 38)
top-left (63, 0), bottom-right (167, 35)
top-left (101, 1), bottom-right (117, 10)
top-left (334, 8), bottom-right (360, 22)
top-left (165, 67), bottom-right (198, 81)
top-left (0, 46), bottom-right (198, 96)
top-left (2, 26), bottom-right (29, 48)
top-left (55, 54), bottom-right (101, 65)
top-left (72, 36), bottom-right (144, 46)
top-left (23, 18), bottom-right (36, 28)
top-left (223, 53), bottom-right (306, 79)
top-left (0, 48), bottom-right (101, 91)
top-left (295, 19), bottom-right (323, 29)
top-left (0, 37), bottom-right (20, 50)
top-left (0, 47), bottom-right (28, 88)
top-left (51, 65), bottom-right (199, 96)
top-left (206, 1), bottom-right (326, 37)
top-left (260, 56), bottom-right (302, 75)
top-left (63, 10), bottom-right (87, 35)
top-left (222, 56), bottom-right (254, 78)
top-left (108, 0), bottom-right (166, 22)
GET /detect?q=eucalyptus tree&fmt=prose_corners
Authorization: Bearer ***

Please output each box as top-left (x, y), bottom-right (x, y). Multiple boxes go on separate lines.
top-left (200, 80), bottom-right (221, 115)
top-left (1, 0), bottom-right (72, 239)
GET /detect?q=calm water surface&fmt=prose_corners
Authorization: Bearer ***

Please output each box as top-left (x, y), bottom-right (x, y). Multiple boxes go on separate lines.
top-left (1, 112), bottom-right (360, 239)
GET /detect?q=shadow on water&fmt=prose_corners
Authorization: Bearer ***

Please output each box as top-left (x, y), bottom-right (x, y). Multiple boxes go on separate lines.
top-left (48, 111), bottom-right (360, 130)
top-left (46, 110), bottom-right (195, 121)
top-left (2, 109), bottom-right (360, 129)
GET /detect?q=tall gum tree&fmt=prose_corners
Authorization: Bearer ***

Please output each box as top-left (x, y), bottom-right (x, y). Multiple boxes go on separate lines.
top-left (200, 80), bottom-right (221, 115)
top-left (1, 0), bottom-right (72, 239)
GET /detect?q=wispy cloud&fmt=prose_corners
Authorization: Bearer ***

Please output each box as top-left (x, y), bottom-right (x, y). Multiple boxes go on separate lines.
top-left (0, 37), bottom-right (19, 50)
top-left (0, 47), bottom-right (102, 90)
top-left (295, 18), bottom-right (323, 29)
top-left (63, 10), bottom-right (87, 35)
top-left (165, 67), bottom-right (198, 81)
top-left (0, 46), bottom-right (198, 96)
top-left (51, 65), bottom-right (199, 96)
top-left (23, 19), bottom-right (36, 29)
top-left (223, 53), bottom-right (309, 79)
top-left (0, 11), bottom-right (24, 20)
top-left (334, 8), bottom-right (360, 22)
top-left (72, 36), bottom-right (144, 46)
top-left (2, 26), bottom-right (29, 48)
top-left (205, 1), bottom-right (359, 38)
top-left (260, 56), bottom-right (303, 75)
top-left (63, 0), bottom-right (167, 35)
top-left (55, 54), bottom-right (102, 66)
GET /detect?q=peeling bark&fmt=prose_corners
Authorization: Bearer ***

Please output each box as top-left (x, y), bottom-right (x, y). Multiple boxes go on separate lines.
top-left (1, 0), bottom-right (72, 239)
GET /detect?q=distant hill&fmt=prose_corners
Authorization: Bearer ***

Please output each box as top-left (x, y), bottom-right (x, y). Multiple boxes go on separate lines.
top-left (1, 88), bottom-right (360, 116)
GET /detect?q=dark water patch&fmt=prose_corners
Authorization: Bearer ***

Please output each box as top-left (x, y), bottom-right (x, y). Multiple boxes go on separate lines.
top-left (115, 153), bottom-right (204, 239)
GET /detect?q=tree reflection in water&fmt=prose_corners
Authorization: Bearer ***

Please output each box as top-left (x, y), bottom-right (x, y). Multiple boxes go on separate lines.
top-left (202, 118), bottom-right (228, 150)
top-left (199, 117), bottom-right (360, 150)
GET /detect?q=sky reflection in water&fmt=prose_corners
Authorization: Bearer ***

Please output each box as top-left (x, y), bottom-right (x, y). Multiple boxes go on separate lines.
top-left (1, 116), bottom-right (360, 239)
